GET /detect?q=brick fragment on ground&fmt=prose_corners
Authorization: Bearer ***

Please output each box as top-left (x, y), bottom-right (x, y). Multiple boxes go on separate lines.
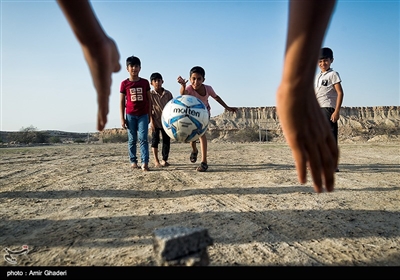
top-left (153, 226), bottom-right (214, 266)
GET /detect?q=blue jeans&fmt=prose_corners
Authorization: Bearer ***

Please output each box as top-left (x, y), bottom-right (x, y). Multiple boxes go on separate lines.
top-left (126, 114), bottom-right (149, 164)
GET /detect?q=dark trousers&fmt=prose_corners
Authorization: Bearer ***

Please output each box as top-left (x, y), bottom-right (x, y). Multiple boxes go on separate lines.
top-left (321, 107), bottom-right (338, 145)
top-left (151, 127), bottom-right (171, 161)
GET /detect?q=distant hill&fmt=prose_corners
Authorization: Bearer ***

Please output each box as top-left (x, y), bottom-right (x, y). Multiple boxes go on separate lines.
top-left (0, 130), bottom-right (98, 145)
top-left (2, 106), bottom-right (399, 145)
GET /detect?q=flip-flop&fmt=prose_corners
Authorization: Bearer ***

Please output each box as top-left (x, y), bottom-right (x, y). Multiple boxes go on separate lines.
top-left (190, 150), bottom-right (198, 163)
top-left (196, 162), bottom-right (208, 172)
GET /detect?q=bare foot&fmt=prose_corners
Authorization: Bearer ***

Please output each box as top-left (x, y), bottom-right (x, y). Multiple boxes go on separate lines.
top-left (131, 163), bottom-right (139, 169)
top-left (154, 161), bottom-right (162, 168)
top-left (161, 160), bottom-right (170, 167)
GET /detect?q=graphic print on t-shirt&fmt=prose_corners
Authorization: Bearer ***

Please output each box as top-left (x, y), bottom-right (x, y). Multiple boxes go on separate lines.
top-left (130, 87), bottom-right (143, 102)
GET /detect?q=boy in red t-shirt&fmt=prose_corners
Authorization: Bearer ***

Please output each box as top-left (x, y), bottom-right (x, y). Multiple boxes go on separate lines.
top-left (120, 56), bottom-right (151, 171)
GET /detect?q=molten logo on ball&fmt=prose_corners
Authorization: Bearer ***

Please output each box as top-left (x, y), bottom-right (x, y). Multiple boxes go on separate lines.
top-left (173, 107), bottom-right (201, 118)
top-left (162, 95), bottom-right (209, 143)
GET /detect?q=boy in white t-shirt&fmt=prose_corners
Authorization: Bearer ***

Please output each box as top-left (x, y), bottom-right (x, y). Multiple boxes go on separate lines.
top-left (314, 47), bottom-right (344, 171)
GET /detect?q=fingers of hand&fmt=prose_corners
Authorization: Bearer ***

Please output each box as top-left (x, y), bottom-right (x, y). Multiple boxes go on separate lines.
top-left (324, 135), bottom-right (339, 192)
top-left (290, 132), bottom-right (337, 193)
top-left (97, 97), bottom-right (109, 132)
top-left (309, 136), bottom-right (337, 193)
top-left (177, 77), bottom-right (187, 85)
top-left (114, 62), bottom-right (121, 73)
top-left (97, 120), bottom-right (105, 132)
top-left (292, 146), bottom-right (308, 185)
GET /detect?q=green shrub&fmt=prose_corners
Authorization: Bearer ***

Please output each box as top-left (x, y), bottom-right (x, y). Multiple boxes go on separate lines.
top-left (73, 138), bottom-right (86, 143)
top-left (9, 126), bottom-right (49, 144)
top-left (49, 136), bottom-right (62, 143)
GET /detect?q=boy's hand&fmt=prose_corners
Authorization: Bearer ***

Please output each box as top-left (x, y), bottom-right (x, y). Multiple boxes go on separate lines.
top-left (121, 118), bottom-right (127, 129)
top-left (177, 76), bottom-right (188, 85)
top-left (227, 107), bottom-right (238, 113)
top-left (331, 111), bottom-right (340, 123)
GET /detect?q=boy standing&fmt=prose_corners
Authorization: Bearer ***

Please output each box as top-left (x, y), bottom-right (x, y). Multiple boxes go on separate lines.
top-left (120, 55), bottom-right (151, 171)
top-left (314, 47), bottom-right (344, 171)
top-left (177, 66), bottom-right (238, 172)
top-left (149, 72), bottom-right (173, 167)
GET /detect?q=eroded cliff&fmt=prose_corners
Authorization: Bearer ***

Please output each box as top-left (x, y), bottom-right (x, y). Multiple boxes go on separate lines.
top-left (207, 106), bottom-right (400, 142)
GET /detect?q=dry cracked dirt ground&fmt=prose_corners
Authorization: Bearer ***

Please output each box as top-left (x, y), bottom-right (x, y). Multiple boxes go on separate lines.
top-left (1, 141), bottom-right (399, 274)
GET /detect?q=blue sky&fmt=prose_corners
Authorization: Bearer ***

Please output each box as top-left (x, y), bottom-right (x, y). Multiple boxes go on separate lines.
top-left (1, 0), bottom-right (399, 132)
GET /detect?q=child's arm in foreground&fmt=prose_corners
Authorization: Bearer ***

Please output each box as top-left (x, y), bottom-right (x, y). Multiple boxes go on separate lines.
top-left (57, 0), bottom-right (121, 131)
top-left (276, 0), bottom-right (338, 193)
top-left (331, 82), bottom-right (344, 123)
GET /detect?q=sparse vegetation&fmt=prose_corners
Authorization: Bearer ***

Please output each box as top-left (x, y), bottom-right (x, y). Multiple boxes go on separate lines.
top-left (8, 125), bottom-right (49, 144)
top-left (101, 133), bottom-right (128, 143)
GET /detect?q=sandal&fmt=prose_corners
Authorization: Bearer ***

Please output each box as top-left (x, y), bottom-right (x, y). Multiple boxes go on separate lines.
top-left (190, 150), bottom-right (198, 163)
top-left (196, 162), bottom-right (208, 172)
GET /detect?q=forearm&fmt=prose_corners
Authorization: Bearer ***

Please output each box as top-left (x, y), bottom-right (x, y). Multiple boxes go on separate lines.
top-left (334, 84), bottom-right (344, 112)
top-left (215, 96), bottom-right (229, 109)
top-left (333, 98), bottom-right (343, 120)
top-left (57, 0), bottom-right (108, 47)
top-left (281, 0), bottom-right (336, 91)
top-left (179, 85), bottom-right (187, 95)
top-left (120, 102), bottom-right (125, 120)
top-left (148, 92), bottom-right (152, 119)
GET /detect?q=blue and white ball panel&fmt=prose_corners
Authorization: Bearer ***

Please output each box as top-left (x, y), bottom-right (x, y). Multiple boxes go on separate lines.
top-left (161, 95), bottom-right (210, 143)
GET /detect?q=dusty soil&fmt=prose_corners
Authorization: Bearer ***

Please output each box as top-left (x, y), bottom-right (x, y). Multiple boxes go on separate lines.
top-left (1, 141), bottom-right (399, 267)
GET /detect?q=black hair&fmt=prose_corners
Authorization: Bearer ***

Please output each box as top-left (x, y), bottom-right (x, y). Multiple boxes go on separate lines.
top-left (189, 66), bottom-right (205, 78)
top-left (150, 72), bottom-right (163, 81)
top-left (126, 55), bottom-right (141, 67)
top-left (319, 47), bottom-right (333, 59)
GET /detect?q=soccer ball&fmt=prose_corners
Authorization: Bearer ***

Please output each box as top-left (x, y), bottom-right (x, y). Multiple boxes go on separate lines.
top-left (162, 95), bottom-right (209, 143)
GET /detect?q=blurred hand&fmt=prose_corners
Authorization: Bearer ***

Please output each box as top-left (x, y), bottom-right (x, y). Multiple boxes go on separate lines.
top-left (276, 82), bottom-right (338, 193)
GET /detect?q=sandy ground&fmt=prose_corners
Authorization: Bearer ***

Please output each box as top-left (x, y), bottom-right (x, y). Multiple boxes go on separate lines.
top-left (1, 141), bottom-right (399, 269)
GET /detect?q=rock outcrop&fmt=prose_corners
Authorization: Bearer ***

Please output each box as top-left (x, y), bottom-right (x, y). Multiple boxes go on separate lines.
top-left (208, 106), bottom-right (400, 142)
